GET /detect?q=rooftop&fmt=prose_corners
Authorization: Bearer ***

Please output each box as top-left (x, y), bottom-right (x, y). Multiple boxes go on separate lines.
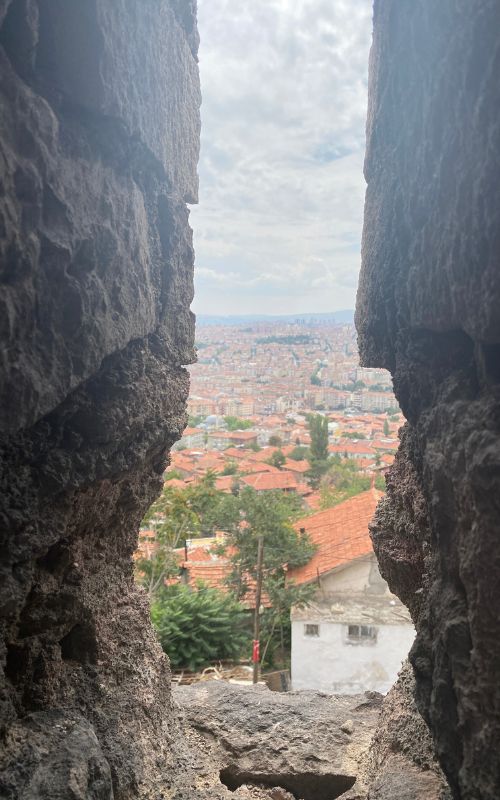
top-left (288, 488), bottom-right (382, 585)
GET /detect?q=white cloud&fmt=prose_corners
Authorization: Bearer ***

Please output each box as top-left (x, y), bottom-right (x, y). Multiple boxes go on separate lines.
top-left (190, 0), bottom-right (373, 315)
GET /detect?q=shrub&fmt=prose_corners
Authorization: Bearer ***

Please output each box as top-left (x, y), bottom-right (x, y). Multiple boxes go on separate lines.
top-left (151, 585), bottom-right (249, 671)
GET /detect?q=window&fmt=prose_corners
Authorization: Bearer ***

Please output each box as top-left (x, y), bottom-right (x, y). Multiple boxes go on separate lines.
top-left (304, 623), bottom-right (320, 638)
top-left (345, 624), bottom-right (377, 644)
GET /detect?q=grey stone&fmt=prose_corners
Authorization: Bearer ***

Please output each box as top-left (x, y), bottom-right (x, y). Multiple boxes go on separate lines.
top-left (366, 663), bottom-right (451, 800)
top-left (356, 2), bottom-right (500, 798)
top-left (175, 681), bottom-right (383, 799)
top-left (0, 711), bottom-right (113, 799)
top-left (0, 1), bottom-right (200, 797)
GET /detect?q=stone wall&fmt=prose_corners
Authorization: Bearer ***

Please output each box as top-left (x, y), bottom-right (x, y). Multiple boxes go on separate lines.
top-left (356, 2), bottom-right (500, 798)
top-left (0, 1), bottom-right (200, 797)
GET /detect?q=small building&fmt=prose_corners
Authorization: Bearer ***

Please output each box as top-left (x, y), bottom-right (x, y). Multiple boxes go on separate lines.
top-left (288, 490), bottom-right (414, 695)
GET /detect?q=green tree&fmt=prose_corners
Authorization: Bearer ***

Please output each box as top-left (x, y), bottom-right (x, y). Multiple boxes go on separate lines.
top-left (223, 488), bottom-right (316, 667)
top-left (319, 460), bottom-right (371, 508)
top-left (289, 445), bottom-right (310, 461)
top-left (267, 450), bottom-right (286, 469)
top-left (164, 469), bottom-right (183, 481)
top-left (308, 414), bottom-right (329, 461)
top-left (222, 460), bottom-right (238, 476)
top-left (383, 419), bottom-right (390, 436)
top-left (224, 416), bottom-right (254, 431)
top-left (136, 475), bottom-right (241, 598)
top-left (268, 434), bottom-right (283, 447)
top-left (151, 585), bottom-right (249, 671)
top-left (306, 414), bottom-right (330, 487)
top-left (310, 372), bottom-right (321, 386)
top-left (136, 485), bottom-right (200, 598)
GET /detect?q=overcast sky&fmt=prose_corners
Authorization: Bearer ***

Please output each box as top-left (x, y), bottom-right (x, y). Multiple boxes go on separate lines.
top-left (190, 0), bottom-right (373, 316)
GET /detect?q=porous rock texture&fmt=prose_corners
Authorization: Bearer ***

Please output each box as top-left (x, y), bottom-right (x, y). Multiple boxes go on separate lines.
top-left (0, 1), bottom-right (201, 797)
top-left (356, 2), bottom-right (500, 799)
top-left (366, 663), bottom-right (451, 800)
top-left (175, 681), bottom-right (383, 800)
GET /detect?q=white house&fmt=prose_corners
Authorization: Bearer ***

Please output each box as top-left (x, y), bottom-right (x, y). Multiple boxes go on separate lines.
top-left (288, 489), bottom-right (415, 695)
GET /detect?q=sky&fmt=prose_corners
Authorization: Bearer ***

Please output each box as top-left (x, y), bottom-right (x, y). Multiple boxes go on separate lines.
top-left (189, 0), bottom-right (373, 316)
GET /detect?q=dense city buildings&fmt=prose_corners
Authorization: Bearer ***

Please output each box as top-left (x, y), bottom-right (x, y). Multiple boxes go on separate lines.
top-left (188, 319), bottom-right (397, 421)
top-left (162, 318), bottom-right (402, 511)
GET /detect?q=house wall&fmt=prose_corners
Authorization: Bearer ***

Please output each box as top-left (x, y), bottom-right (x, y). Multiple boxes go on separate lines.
top-left (291, 620), bottom-right (415, 695)
top-left (319, 556), bottom-right (388, 595)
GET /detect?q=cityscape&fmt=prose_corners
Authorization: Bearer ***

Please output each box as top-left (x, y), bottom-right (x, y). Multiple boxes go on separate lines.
top-left (174, 317), bottom-right (401, 506)
top-left (135, 317), bottom-right (411, 694)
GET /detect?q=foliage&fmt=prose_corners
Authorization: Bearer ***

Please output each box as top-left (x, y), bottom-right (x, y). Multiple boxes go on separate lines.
top-left (268, 434), bottom-right (282, 447)
top-left (222, 487), bottom-right (316, 669)
top-left (222, 460), bottom-right (238, 476)
top-left (248, 440), bottom-right (261, 452)
top-left (151, 585), bottom-right (249, 671)
top-left (289, 445), bottom-right (309, 461)
top-left (267, 450), bottom-right (286, 469)
top-left (343, 431), bottom-right (366, 439)
top-left (308, 414), bottom-right (329, 462)
top-left (188, 414), bottom-right (205, 427)
top-left (319, 459), bottom-right (371, 508)
top-left (140, 477), bottom-right (317, 671)
top-left (224, 416), bottom-right (254, 431)
top-left (383, 419), bottom-right (390, 436)
top-left (306, 414), bottom-right (330, 487)
top-left (164, 469), bottom-right (183, 481)
top-left (375, 473), bottom-right (386, 491)
top-left (136, 473), bottom-right (240, 598)
top-left (259, 576), bottom-right (315, 669)
top-left (310, 372), bottom-right (321, 386)
top-left (224, 488), bottom-right (310, 592)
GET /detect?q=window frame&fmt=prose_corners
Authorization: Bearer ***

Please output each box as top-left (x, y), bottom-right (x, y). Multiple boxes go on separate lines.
top-left (303, 623), bottom-right (320, 638)
top-left (344, 623), bottom-right (378, 645)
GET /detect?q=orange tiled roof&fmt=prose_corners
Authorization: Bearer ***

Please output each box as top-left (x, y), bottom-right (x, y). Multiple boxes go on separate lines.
top-left (371, 439), bottom-right (399, 451)
top-left (238, 460), bottom-right (281, 475)
top-left (247, 447), bottom-right (279, 462)
top-left (215, 475), bottom-right (237, 492)
top-left (241, 471), bottom-right (298, 491)
top-left (284, 459), bottom-right (309, 473)
top-left (164, 478), bottom-right (188, 489)
top-left (329, 442), bottom-right (375, 456)
top-left (288, 488), bottom-right (382, 585)
top-left (181, 546), bottom-right (271, 607)
top-left (223, 447), bottom-right (248, 459)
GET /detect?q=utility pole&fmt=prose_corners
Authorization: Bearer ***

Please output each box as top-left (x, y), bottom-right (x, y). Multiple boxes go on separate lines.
top-left (252, 535), bottom-right (264, 684)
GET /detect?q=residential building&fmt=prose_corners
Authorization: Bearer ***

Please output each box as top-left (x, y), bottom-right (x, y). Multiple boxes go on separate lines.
top-left (288, 489), bottom-right (414, 694)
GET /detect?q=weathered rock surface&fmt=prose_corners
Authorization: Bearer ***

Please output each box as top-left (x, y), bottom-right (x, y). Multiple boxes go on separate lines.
top-left (175, 681), bottom-right (383, 799)
top-left (0, 1), bottom-right (200, 797)
top-left (367, 663), bottom-right (451, 800)
top-left (356, 2), bottom-right (500, 798)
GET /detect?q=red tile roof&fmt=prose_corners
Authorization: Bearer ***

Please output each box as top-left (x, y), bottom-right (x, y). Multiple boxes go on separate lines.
top-left (215, 475), bottom-right (238, 492)
top-left (288, 488), bottom-right (382, 585)
top-left (180, 547), bottom-right (271, 607)
top-left (284, 459), bottom-right (309, 473)
top-left (241, 471), bottom-right (298, 491)
top-left (247, 447), bottom-right (279, 462)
